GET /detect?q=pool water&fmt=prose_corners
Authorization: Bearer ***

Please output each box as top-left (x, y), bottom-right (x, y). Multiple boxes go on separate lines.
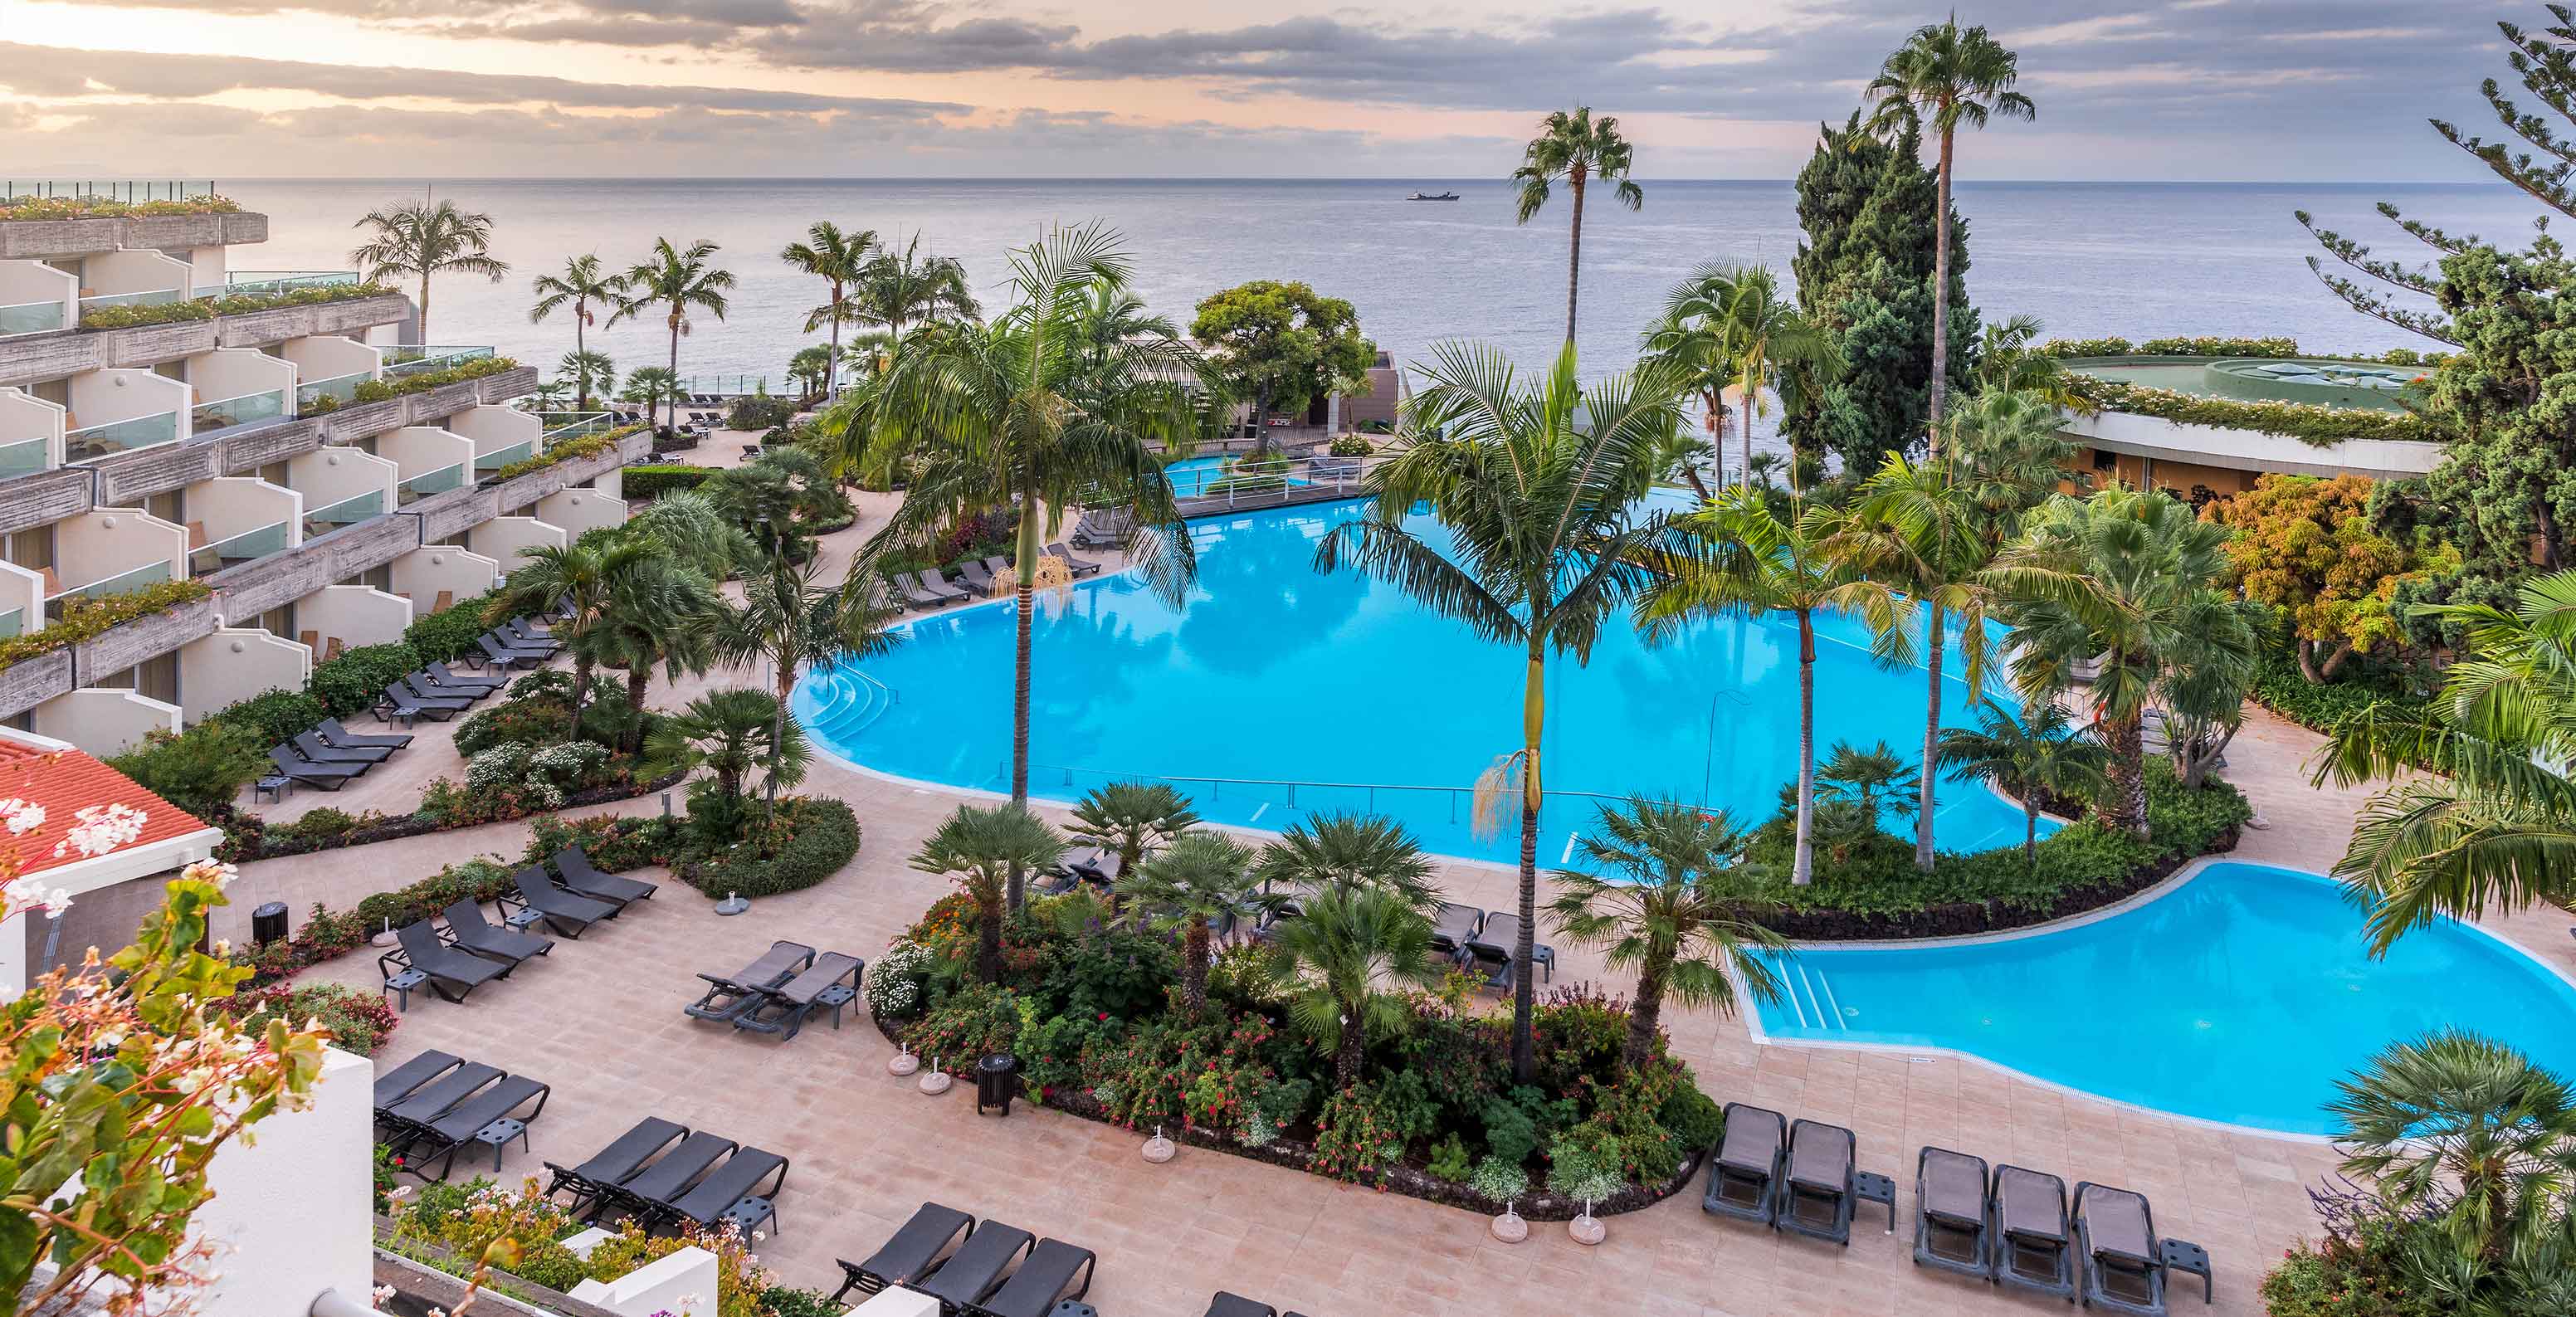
top-left (1164, 454), bottom-right (1310, 498)
top-left (1751, 861), bottom-right (2576, 1134)
top-left (797, 500), bottom-right (2047, 866)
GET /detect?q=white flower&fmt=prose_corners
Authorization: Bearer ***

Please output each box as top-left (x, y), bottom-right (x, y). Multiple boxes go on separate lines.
top-left (371, 1285), bottom-right (396, 1304)
top-left (52, 802), bottom-right (147, 859)
top-left (0, 798), bottom-right (46, 836)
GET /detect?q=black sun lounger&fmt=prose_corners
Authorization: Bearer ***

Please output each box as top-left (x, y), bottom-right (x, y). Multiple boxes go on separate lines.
top-left (1993, 1164), bottom-right (2077, 1300)
top-left (685, 939), bottom-right (817, 1022)
top-left (966, 1237), bottom-right (1096, 1317)
top-left (320, 715), bottom-right (412, 750)
top-left (397, 676), bottom-right (474, 713)
top-left (1205, 1296), bottom-right (1276, 1317)
top-left (476, 633), bottom-right (549, 670)
top-left (955, 559), bottom-right (998, 593)
top-left (401, 1074), bottom-right (550, 1181)
top-left (502, 617), bottom-right (559, 651)
top-left (380, 682), bottom-right (466, 724)
top-left (915, 1221), bottom-right (1035, 1314)
top-left (270, 744), bottom-right (363, 789)
top-left (736, 951), bottom-right (865, 1040)
top-left (2075, 1182), bottom-right (2169, 1315)
top-left (393, 920), bottom-right (510, 1002)
top-left (1704, 1103), bottom-right (1787, 1224)
top-left (606, 1130), bottom-right (735, 1222)
top-left (663, 1146), bottom-right (789, 1233)
top-left (895, 573), bottom-right (956, 609)
top-left (372, 1050), bottom-right (461, 1120)
top-left (293, 730), bottom-right (392, 765)
top-left (1042, 543), bottom-right (1100, 577)
top-left (832, 1202), bottom-right (977, 1301)
top-left (443, 899), bottom-right (554, 967)
top-left (426, 661), bottom-right (505, 695)
top-left (412, 667), bottom-right (494, 701)
top-left (553, 846), bottom-right (657, 905)
top-left (1429, 902), bottom-right (1484, 954)
top-left (1778, 1119), bottom-right (1857, 1245)
top-left (1913, 1146), bottom-right (1993, 1279)
top-left (379, 1061), bottom-right (501, 1138)
top-left (505, 867), bottom-right (618, 938)
top-left (543, 1116), bottom-right (690, 1218)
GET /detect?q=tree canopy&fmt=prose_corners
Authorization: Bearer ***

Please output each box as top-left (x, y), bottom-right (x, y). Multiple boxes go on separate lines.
top-left (1188, 280), bottom-right (1376, 432)
top-left (2208, 474), bottom-right (2444, 681)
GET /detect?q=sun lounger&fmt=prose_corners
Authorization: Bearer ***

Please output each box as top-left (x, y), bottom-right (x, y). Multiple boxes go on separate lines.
top-left (2075, 1182), bottom-right (2169, 1315)
top-left (662, 1146), bottom-right (789, 1233)
top-left (373, 1050), bottom-right (462, 1121)
top-left (1704, 1103), bottom-right (1786, 1224)
top-left (966, 1237), bottom-right (1096, 1317)
top-left (1460, 912), bottom-right (1554, 987)
top-left (398, 1074), bottom-right (550, 1180)
top-left (1061, 846), bottom-right (1122, 885)
top-left (685, 939), bottom-right (817, 1022)
top-left (476, 633), bottom-right (549, 670)
top-left (543, 1116), bottom-right (690, 1218)
top-left (981, 555), bottom-right (1016, 588)
top-left (553, 846), bottom-right (657, 905)
top-left (914, 1220), bottom-right (1034, 1314)
top-left (895, 573), bottom-right (954, 609)
top-left (504, 867), bottom-right (618, 938)
top-left (601, 1129), bottom-right (737, 1222)
top-left (1993, 1164), bottom-right (2077, 1300)
top-left (320, 715), bottom-right (412, 750)
top-left (425, 661), bottom-right (504, 695)
top-left (269, 744), bottom-right (363, 790)
top-left (501, 616), bottom-right (559, 648)
top-left (956, 559), bottom-right (998, 593)
top-left (379, 682), bottom-right (466, 724)
top-left (392, 920), bottom-right (510, 1002)
top-left (416, 666), bottom-right (496, 700)
top-left (1043, 543), bottom-right (1100, 577)
top-left (379, 1061), bottom-right (501, 1138)
top-left (293, 730), bottom-right (391, 766)
top-left (1912, 1147), bottom-right (1993, 1279)
top-left (735, 952), bottom-right (865, 1040)
top-left (1778, 1119), bottom-right (1856, 1245)
top-left (1429, 902), bottom-right (1484, 954)
top-left (832, 1202), bottom-right (976, 1301)
top-left (442, 899), bottom-right (553, 967)
top-left (1205, 1296), bottom-right (1276, 1317)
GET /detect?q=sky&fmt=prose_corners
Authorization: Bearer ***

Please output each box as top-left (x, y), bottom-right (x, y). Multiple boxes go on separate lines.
top-left (0, 0), bottom-right (2520, 179)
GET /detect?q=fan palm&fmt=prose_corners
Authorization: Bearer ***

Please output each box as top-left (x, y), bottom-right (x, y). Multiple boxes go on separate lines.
top-left (528, 254), bottom-right (622, 409)
top-left (781, 222), bottom-right (879, 402)
top-left (1813, 740), bottom-right (1918, 842)
top-left (1655, 264), bottom-right (1839, 490)
top-left (349, 198), bottom-right (508, 344)
top-left (1864, 17), bottom-right (2036, 440)
top-left (853, 232), bottom-right (979, 343)
top-left (910, 804), bottom-right (1066, 982)
top-left (1970, 314), bottom-right (2091, 413)
top-left (558, 350), bottom-right (616, 412)
top-left (788, 345), bottom-right (834, 401)
top-left (1638, 485), bottom-right (1905, 885)
top-left (578, 563), bottom-right (720, 751)
top-left (1113, 830), bottom-right (1264, 1016)
top-left (1943, 386), bottom-right (2084, 548)
top-left (620, 366), bottom-right (678, 420)
top-left (714, 549), bottom-right (902, 807)
top-left (1547, 798), bottom-right (1787, 1073)
top-left (866, 223), bottom-right (1211, 913)
top-left (1066, 782), bottom-right (1201, 885)
top-left (487, 538), bottom-right (656, 717)
top-left (644, 687), bottom-right (809, 822)
top-left (1315, 339), bottom-right (1687, 1082)
top-left (2326, 1030), bottom-right (2576, 1268)
top-left (1937, 698), bottom-right (2108, 863)
top-left (1250, 812), bottom-right (1439, 914)
top-left (1512, 105), bottom-right (1643, 343)
top-left (610, 238), bottom-right (734, 433)
top-left (618, 488), bottom-right (754, 579)
top-left (1261, 885), bottom-right (1442, 1089)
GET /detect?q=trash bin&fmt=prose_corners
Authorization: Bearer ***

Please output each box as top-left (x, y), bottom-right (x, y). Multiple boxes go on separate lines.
top-left (974, 1053), bottom-right (1019, 1117)
top-left (251, 901), bottom-right (290, 946)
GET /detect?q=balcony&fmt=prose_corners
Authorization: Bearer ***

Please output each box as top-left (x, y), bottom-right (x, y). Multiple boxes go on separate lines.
top-left (0, 260), bottom-right (75, 338)
top-left (75, 248), bottom-right (195, 322)
top-left (188, 388), bottom-right (288, 437)
top-left (383, 345), bottom-right (495, 380)
top-left (0, 562), bottom-right (42, 642)
top-left (188, 519), bottom-right (290, 576)
top-left (64, 367), bottom-right (192, 461)
top-left (398, 461), bottom-right (466, 503)
top-left (449, 402), bottom-right (541, 473)
top-left (64, 409), bottom-right (181, 461)
top-left (301, 489), bottom-right (383, 536)
top-left (50, 560), bottom-right (172, 614)
top-left (0, 300), bottom-right (65, 335)
top-left (185, 345), bottom-right (297, 441)
top-left (208, 270), bottom-right (360, 300)
top-left (0, 388), bottom-right (65, 477)
top-left (286, 444), bottom-right (397, 539)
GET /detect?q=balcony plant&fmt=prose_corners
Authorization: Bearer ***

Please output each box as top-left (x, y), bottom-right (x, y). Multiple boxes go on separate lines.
top-left (76, 280), bottom-right (391, 331)
top-left (0, 194), bottom-right (242, 222)
top-left (0, 578), bottom-right (212, 675)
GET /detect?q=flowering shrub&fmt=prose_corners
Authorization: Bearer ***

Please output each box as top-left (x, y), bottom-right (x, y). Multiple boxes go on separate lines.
top-left (385, 1175), bottom-right (588, 1292)
top-left (1469, 1155), bottom-right (1530, 1202)
top-left (1310, 1084), bottom-right (1405, 1183)
top-left (583, 1217), bottom-right (776, 1317)
top-left (866, 939), bottom-right (930, 1017)
top-left (905, 983), bottom-right (1024, 1069)
top-left (220, 980), bottom-right (399, 1054)
top-left (0, 193), bottom-right (242, 221)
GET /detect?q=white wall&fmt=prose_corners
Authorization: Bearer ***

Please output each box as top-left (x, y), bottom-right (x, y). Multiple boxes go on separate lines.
top-left (176, 628), bottom-right (311, 724)
top-left (469, 516), bottom-right (566, 566)
top-left (2061, 407), bottom-right (2447, 481)
top-left (193, 1047), bottom-right (374, 1316)
top-left (29, 688), bottom-right (178, 757)
top-left (388, 545), bottom-right (497, 611)
top-left (534, 488), bottom-right (628, 538)
top-left (295, 586), bottom-right (412, 654)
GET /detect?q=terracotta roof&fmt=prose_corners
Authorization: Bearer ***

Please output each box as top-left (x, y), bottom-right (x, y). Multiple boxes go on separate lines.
top-left (0, 739), bottom-right (212, 876)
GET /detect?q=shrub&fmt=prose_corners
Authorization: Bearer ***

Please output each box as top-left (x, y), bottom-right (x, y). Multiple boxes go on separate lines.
top-left (2074, 380), bottom-right (2437, 447)
top-left (1310, 1084), bottom-right (1405, 1182)
top-left (521, 812), bottom-right (680, 872)
top-left (0, 193), bottom-right (242, 221)
top-left (905, 983), bottom-right (1024, 1066)
top-left (349, 858), bottom-right (516, 937)
top-left (622, 463), bottom-right (715, 500)
top-left (222, 982), bottom-right (398, 1055)
top-left (1469, 1155), bottom-right (1530, 1202)
top-left (1328, 435), bottom-right (1373, 456)
top-left (454, 693), bottom-right (574, 757)
top-left (1425, 1133), bottom-right (1471, 1181)
top-left (0, 579), bottom-right (210, 673)
top-left (78, 280), bottom-right (390, 330)
top-left (278, 807), bottom-right (363, 841)
top-left (1655, 1081), bottom-right (1725, 1156)
top-left (349, 355), bottom-right (516, 403)
top-left (210, 687), bottom-right (329, 748)
top-left (109, 721), bottom-right (264, 817)
top-left (680, 796), bottom-right (861, 899)
top-left (727, 394), bottom-right (798, 431)
top-left (402, 589), bottom-right (504, 665)
top-left (308, 641), bottom-right (421, 716)
top-left (2249, 651), bottom-right (2433, 740)
top-left (385, 1177), bottom-right (588, 1294)
top-left (488, 424), bottom-right (647, 481)
top-left (1545, 1122), bottom-right (1630, 1204)
top-left (583, 1220), bottom-right (775, 1317)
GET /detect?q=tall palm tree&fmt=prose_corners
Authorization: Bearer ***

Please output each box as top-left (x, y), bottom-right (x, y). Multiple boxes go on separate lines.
top-left (1864, 17), bottom-right (2036, 441)
top-left (1261, 886), bottom-right (1442, 1090)
top-left (488, 538), bottom-right (656, 717)
top-left (866, 223), bottom-right (1210, 914)
top-left (558, 351), bottom-right (616, 412)
top-left (1638, 485), bottom-right (1905, 885)
top-left (1512, 105), bottom-right (1643, 343)
top-left (1316, 339), bottom-right (1687, 1083)
top-left (610, 238), bottom-right (734, 433)
top-left (1113, 830), bottom-right (1264, 1016)
top-left (1654, 264), bottom-right (1839, 489)
top-left (780, 222), bottom-right (879, 402)
top-left (580, 563), bottom-right (720, 752)
top-left (853, 232), bottom-right (979, 344)
top-left (788, 345), bottom-right (834, 401)
top-left (1936, 697), bottom-right (2108, 863)
top-left (644, 688), bottom-right (809, 834)
top-left (2327, 1030), bottom-right (2576, 1268)
top-left (1066, 782), bottom-right (1201, 885)
top-left (1547, 798), bottom-right (1787, 1073)
top-left (1988, 486), bottom-right (2254, 838)
top-left (714, 550), bottom-right (902, 807)
top-left (349, 198), bottom-right (509, 344)
top-left (1251, 812), bottom-right (1439, 914)
top-left (528, 254), bottom-right (622, 409)
top-left (1071, 280), bottom-right (1181, 378)
top-left (910, 804), bottom-right (1066, 983)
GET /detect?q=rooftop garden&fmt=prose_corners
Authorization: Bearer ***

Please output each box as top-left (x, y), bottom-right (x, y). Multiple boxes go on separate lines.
top-left (0, 193), bottom-right (242, 222)
top-left (2043, 336), bottom-right (2447, 446)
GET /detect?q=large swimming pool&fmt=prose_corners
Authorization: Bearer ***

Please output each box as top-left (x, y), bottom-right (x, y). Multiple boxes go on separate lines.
top-left (797, 500), bottom-right (2046, 866)
top-left (1752, 861), bottom-right (2576, 1134)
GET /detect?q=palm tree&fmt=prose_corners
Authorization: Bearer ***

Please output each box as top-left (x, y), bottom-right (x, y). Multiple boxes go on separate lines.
top-left (1066, 782), bottom-right (1200, 885)
top-left (488, 539), bottom-right (656, 718)
top-left (852, 232), bottom-right (979, 344)
top-left (620, 366), bottom-right (678, 421)
top-left (1813, 741), bottom-right (1918, 845)
top-left (1638, 486), bottom-right (1904, 885)
top-left (1113, 831), bottom-right (1263, 1016)
top-left (579, 563), bottom-right (720, 752)
top-left (2327, 1030), bottom-right (2576, 1268)
top-left (714, 550), bottom-right (901, 808)
top-left (910, 804), bottom-right (1066, 982)
top-left (558, 351), bottom-right (616, 412)
top-left (1547, 798), bottom-right (1787, 1073)
top-left (1864, 17), bottom-right (2036, 441)
top-left (1944, 387), bottom-right (2084, 547)
top-left (1987, 486), bottom-right (2254, 838)
top-left (528, 255), bottom-right (622, 409)
top-left (1315, 339), bottom-right (1687, 1083)
top-left (620, 487), bottom-right (754, 578)
top-left (644, 688), bottom-right (809, 837)
top-left (1261, 886), bottom-right (1442, 1090)
top-left (1250, 812), bottom-right (1439, 914)
top-left (1512, 105), bottom-right (1643, 343)
top-left (1655, 264), bottom-right (1839, 490)
top-left (866, 223), bottom-right (1209, 914)
top-left (349, 198), bottom-right (508, 344)
top-left (610, 238), bottom-right (734, 433)
top-left (1970, 314), bottom-right (2090, 412)
top-left (780, 222), bottom-right (879, 402)
top-left (1937, 698), bottom-right (2108, 863)
top-left (787, 345), bottom-right (834, 401)
top-left (2318, 571), bottom-right (2576, 953)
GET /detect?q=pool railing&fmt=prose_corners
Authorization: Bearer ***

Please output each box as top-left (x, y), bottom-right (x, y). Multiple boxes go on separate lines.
top-left (1020, 761), bottom-right (1638, 827)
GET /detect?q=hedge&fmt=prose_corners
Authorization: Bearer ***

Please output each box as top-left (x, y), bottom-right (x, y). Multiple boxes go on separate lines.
top-left (77, 280), bottom-right (392, 331)
top-left (0, 579), bottom-right (210, 674)
top-left (2247, 651), bottom-right (2434, 740)
top-left (620, 464), bottom-right (715, 500)
top-left (211, 688), bottom-right (329, 748)
top-left (2042, 335), bottom-right (2449, 368)
top-left (308, 641), bottom-right (421, 716)
top-left (402, 590), bottom-right (505, 665)
top-left (679, 796), bottom-right (860, 899)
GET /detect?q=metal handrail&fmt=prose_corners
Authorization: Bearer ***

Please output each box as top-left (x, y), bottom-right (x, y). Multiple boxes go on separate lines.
top-left (475, 439), bottom-right (535, 471)
top-left (189, 388), bottom-right (290, 434)
top-left (64, 408), bottom-right (181, 459)
top-left (52, 559), bottom-right (171, 602)
top-left (1018, 761), bottom-right (1637, 827)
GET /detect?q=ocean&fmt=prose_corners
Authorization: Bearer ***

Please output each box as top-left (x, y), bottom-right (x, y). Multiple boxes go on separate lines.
top-left (219, 177), bottom-right (2530, 450)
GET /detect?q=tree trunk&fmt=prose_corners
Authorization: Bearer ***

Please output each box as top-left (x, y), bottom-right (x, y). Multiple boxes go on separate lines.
top-left (1007, 484), bottom-right (1042, 915)
top-left (1742, 376), bottom-right (1757, 491)
top-left (1510, 646), bottom-right (1544, 1085)
top-left (569, 653), bottom-right (593, 727)
top-left (1183, 921), bottom-right (1210, 1016)
top-left (1691, 396), bottom-right (1720, 497)
top-left (1335, 1009), bottom-right (1364, 1090)
top-left (1916, 600), bottom-right (1944, 871)
top-left (625, 664), bottom-right (651, 754)
top-left (573, 310), bottom-right (589, 411)
top-left (1622, 958), bottom-right (1670, 1074)
top-left (2101, 702), bottom-right (2149, 837)
top-left (666, 316), bottom-right (682, 434)
top-left (417, 274), bottom-right (432, 347)
top-left (826, 280), bottom-right (842, 402)
top-left (1927, 128), bottom-right (1955, 451)
top-left (2317, 641), bottom-right (2357, 681)
top-left (1793, 612), bottom-right (1817, 886)
top-left (2023, 795), bottom-right (2041, 866)
top-left (1563, 170), bottom-right (1587, 344)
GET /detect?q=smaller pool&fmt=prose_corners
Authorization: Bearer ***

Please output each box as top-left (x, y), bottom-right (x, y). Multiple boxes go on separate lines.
top-left (1751, 861), bottom-right (2576, 1134)
top-left (1165, 454), bottom-right (1310, 499)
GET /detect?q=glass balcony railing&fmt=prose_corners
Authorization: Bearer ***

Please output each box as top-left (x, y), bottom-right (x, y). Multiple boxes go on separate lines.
top-left (188, 519), bottom-right (290, 577)
top-left (301, 489), bottom-right (383, 534)
top-left (65, 409), bottom-right (181, 461)
top-left (526, 409), bottom-right (613, 441)
top-left (48, 559), bottom-right (172, 614)
top-left (0, 607), bottom-right (22, 640)
top-left (0, 437), bottom-right (48, 480)
top-left (474, 439), bottom-right (534, 472)
top-left (188, 388), bottom-right (289, 437)
top-left (0, 300), bottom-right (66, 336)
top-left (79, 287), bottom-right (188, 314)
top-left (397, 461), bottom-right (466, 505)
top-left (297, 370), bottom-right (372, 408)
top-left (382, 345), bottom-right (495, 379)
top-left (207, 271), bottom-right (361, 300)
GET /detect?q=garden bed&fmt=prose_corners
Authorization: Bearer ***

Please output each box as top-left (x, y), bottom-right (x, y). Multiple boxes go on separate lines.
top-left (216, 772), bottom-right (681, 864)
top-left (1759, 822), bottom-right (2237, 940)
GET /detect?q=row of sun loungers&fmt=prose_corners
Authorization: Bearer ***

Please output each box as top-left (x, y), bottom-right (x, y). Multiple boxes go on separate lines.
top-left (542, 1116), bottom-right (790, 1236)
top-left (378, 848), bottom-right (658, 1002)
top-left (683, 939), bottom-right (867, 1041)
top-left (891, 546), bottom-right (1104, 611)
top-left (372, 1050), bottom-right (551, 1181)
top-left (831, 1202), bottom-right (1098, 1317)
